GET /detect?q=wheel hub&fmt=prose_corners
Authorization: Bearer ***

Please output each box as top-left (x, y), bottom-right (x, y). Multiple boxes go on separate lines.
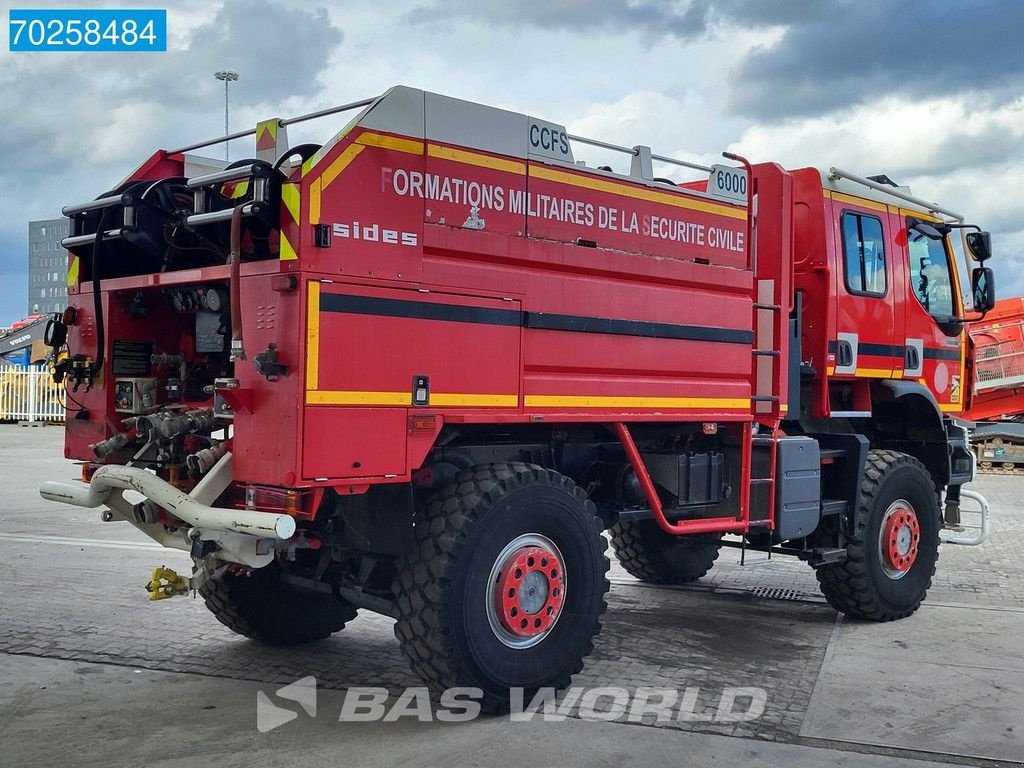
top-left (487, 536), bottom-right (566, 648)
top-left (879, 501), bottom-right (920, 579)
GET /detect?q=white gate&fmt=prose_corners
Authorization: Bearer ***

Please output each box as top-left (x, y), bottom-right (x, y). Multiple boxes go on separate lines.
top-left (0, 365), bottom-right (66, 423)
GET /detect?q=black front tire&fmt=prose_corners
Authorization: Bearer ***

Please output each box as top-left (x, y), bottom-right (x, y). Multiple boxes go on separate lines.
top-left (816, 449), bottom-right (940, 621)
top-left (609, 519), bottom-right (721, 584)
top-left (198, 559), bottom-right (358, 645)
top-left (392, 463), bottom-right (609, 712)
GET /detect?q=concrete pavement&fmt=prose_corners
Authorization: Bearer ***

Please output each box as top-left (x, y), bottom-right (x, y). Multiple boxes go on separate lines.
top-left (0, 424), bottom-right (1021, 766)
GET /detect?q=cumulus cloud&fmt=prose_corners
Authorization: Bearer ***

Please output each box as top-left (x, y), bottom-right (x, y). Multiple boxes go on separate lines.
top-left (0, 0), bottom-right (343, 321)
top-left (0, 0), bottom-right (1021, 323)
top-left (728, 0), bottom-right (1024, 118)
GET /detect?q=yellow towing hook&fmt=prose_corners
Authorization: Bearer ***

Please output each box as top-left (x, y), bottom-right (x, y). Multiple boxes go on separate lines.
top-left (145, 566), bottom-right (191, 601)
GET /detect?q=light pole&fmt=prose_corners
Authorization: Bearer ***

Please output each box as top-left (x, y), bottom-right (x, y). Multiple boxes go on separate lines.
top-left (214, 70), bottom-right (239, 161)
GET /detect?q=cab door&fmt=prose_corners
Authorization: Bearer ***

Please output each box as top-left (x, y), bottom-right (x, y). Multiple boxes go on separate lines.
top-left (898, 216), bottom-right (966, 414)
top-left (831, 202), bottom-right (899, 381)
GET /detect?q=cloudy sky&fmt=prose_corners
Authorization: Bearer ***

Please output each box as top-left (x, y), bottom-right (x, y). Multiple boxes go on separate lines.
top-left (1, 0), bottom-right (1022, 326)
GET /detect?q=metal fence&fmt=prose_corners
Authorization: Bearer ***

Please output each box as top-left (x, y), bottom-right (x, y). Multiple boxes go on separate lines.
top-left (0, 365), bottom-right (65, 423)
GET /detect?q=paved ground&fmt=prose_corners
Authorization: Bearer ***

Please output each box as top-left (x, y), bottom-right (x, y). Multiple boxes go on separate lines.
top-left (0, 424), bottom-right (1021, 767)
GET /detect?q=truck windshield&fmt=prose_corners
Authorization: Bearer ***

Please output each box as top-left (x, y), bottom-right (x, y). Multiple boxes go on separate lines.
top-left (907, 226), bottom-right (955, 317)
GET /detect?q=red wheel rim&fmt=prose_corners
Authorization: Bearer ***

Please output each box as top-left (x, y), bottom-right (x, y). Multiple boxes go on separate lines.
top-left (880, 502), bottom-right (920, 576)
top-left (493, 544), bottom-right (565, 639)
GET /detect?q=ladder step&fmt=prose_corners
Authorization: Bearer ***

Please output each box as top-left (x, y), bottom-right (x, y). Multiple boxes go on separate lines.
top-left (749, 478), bottom-right (774, 486)
top-left (751, 395), bottom-right (780, 402)
top-left (752, 349), bottom-right (781, 357)
top-left (753, 303), bottom-right (781, 311)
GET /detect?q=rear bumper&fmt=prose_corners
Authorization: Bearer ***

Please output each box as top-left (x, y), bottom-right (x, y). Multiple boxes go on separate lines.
top-left (39, 453), bottom-right (293, 567)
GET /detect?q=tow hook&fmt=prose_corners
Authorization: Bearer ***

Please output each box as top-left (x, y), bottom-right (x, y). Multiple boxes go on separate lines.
top-left (145, 566), bottom-right (191, 600)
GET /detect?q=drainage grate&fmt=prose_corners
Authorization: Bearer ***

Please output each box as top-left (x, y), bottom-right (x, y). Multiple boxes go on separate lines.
top-left (749, 586), bottom-right (806, 601)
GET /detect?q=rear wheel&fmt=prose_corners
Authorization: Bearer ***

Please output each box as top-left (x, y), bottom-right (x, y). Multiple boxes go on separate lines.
top-left (392, 463), bottom-right (609, 712)
top-left (609, 519), bottom-right (721, 584)
top-left (198, 559), bottom-right (358, 645)
top-left (816, 449), bottom-right (939, 621)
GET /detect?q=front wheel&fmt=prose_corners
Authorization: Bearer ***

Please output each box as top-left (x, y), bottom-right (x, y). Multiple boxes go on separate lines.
top-left (815, 449), bottom-right (940, 621)
top-left (392, 463), bottom-right (609, 712)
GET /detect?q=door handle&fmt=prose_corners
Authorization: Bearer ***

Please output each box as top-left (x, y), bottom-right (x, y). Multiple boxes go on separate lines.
top-left (837, 340), bottom-right (854, 368)
top-left (905, 347), bottom-right (920, 370)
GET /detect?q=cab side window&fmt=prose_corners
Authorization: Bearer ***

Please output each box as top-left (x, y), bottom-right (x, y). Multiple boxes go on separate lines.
top-left (907, 227), bottom-right (955, 317)
top-left (841, 212), bottom-right (887, 296)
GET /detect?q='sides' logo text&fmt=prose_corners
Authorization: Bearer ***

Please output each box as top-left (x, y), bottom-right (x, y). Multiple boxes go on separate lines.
top-left (331, 221), bottom-right (418, 247)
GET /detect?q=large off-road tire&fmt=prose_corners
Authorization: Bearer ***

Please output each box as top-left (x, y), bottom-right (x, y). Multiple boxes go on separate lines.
top-left (816, 449), bottom-right (940, 621)
top-left (198, 560), bottom-right (358, 645)
top-left (609, 519), bottom-right (721, 584)
top-left (392, 463), bottom-right (609, 712)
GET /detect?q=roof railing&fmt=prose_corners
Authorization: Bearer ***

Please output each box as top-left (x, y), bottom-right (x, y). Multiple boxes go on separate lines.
top-left (828, 166), bottom-right (963, 221)
top-left (166, 97), bottom-right (377, 156)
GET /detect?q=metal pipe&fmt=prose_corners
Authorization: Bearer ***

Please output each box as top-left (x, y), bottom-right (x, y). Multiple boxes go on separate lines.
top-left (166, 97), bottom-right (377, 156)
top-left (650, 153), bottom-right (713, 173)
top-left (280, 97), bottom-right (376, 126)
top-left (828, 167), bottom-right (963, 221)
top-left (39, 463), bottom-right (295, 539)
top-left (228, 205), bottom-right (245, 360)
top-left (185, 203), bottom-right (256, 227)
top-left (566, 134), bottom-right (639, 156)
top-left (62, 229), bottom-right (122, 249)
top-left (723, 151), bottom-right (755, 272)
top-left (940, 488), bottom-right (990, 546)
top-left (62, 194), bottom-right (128, 216)
top-left (611, 422), bottom-right (746, 536)
top-left (186, 164), bottom-right (260, 189)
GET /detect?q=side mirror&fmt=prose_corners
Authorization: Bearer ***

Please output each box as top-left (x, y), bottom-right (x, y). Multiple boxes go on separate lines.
top-left (966, 231), bottom-right (992, 262)
top-left (972, 266), bottom-right (996, 312)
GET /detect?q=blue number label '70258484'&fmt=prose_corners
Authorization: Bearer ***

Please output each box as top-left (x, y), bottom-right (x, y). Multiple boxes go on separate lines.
top-left (9, 9), bottom-right (166, 51)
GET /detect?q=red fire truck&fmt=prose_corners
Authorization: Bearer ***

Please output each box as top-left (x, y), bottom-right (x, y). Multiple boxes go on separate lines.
top-left (966, 297), bottom-right (1024, 470)
top-left (40, 87), bottom-right (995, 709)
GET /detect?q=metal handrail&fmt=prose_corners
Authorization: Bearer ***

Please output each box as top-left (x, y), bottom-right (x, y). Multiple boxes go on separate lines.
top-left (565, 135), bottom-right (716, 175)
top-left (828, 167), bottom-right (963, 221)
top-left (166, 97), bottom-right (377, 156)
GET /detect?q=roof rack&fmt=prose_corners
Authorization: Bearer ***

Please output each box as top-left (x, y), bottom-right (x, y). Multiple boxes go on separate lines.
top-left (828, 166), bottom-right (963, 221)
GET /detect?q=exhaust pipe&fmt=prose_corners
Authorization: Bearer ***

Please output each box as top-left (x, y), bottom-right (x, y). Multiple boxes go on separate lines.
top-left (40, 459), bottom-right (295, 540)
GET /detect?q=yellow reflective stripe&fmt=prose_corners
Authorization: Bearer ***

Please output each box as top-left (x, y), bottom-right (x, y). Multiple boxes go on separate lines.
top-left (280, 232), bottom-right (298, 261)
top-left (280, 183), bottom-right (300, 224)
top-left (939, 403), bottom-right (962, 413)
top-left (307, 390), bottom-right (517, 406)
top-left (257, 120), bottom-right (277, 141)
top-left (427, 144), bottom-right (526, 175)
top-left (531, 165), bottom-right (746, 220)
top-left (321, 144), bottom-right (364, 191)
top-left (854, 368), bottom-right (897, 378)
top-left (67, 256), bottom-right (79, 287)
top-left (309, 178), bottom-right (322, 225)
top-left (525, 394), bottom-right (750, 409)
top-left (357, 133), bottom-right (423, 154)
top-left (826, 190), bottom-right (888, 214)
top-left (224, 180), bottom-right (249, 199)
top-left (306, 283), bottom-right (320, 389)
top-left (432, 393), bottom-right (519, 407)
top-left (898, 207), bottom-right (941, 221)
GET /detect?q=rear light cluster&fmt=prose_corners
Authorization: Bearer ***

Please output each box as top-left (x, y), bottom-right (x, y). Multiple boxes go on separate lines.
top-left (243, 485), bottom-right (317, 518)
